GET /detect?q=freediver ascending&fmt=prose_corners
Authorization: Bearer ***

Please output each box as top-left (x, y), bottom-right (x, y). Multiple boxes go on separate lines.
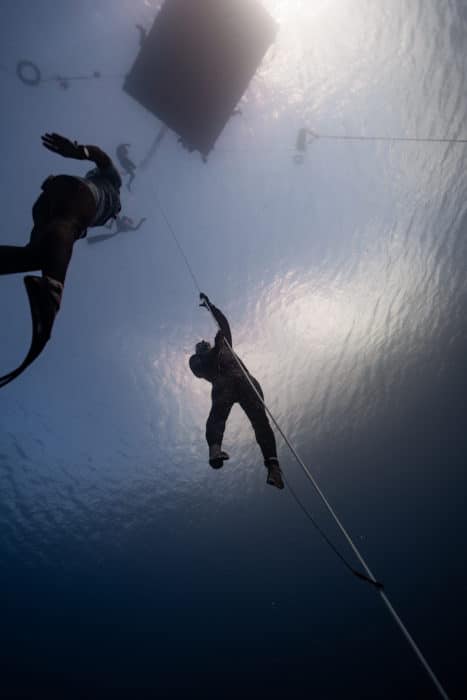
top-left (189, 293), bottom-right (284, 490)
top-left (0, 132), bottom-right (122, 387)
top-left (87, 215), bottom-right (146, 244)
top-left (116, 143), bottom-right (137, 191)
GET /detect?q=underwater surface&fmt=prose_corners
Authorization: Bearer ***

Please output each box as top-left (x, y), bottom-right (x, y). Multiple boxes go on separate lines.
top-left (0, 1), bottom-right (466, 697)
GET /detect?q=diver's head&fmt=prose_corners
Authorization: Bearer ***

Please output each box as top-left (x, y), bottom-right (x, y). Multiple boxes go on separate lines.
top-left (196, 340), bottom-right (211, 355)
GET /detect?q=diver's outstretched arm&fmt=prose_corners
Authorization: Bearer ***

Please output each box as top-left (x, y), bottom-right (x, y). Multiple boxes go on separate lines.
top-left (199, 293), bottom-right (233, 348)
top-left (42, 133), bottom-right (113, 169)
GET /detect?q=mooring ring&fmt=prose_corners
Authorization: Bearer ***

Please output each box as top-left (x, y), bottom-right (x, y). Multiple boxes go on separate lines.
top-left (16, 60), bottom-right (41, 86)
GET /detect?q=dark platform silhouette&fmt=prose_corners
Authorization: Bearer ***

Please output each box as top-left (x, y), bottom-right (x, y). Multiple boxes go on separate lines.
top-left (123, 0), bottom-right (276, 158)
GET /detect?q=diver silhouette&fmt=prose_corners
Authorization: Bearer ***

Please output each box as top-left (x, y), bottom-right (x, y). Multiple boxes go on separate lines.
top-left (189, 293), bottom-right (284, 489)
top-left (116, 143), bottom-right (137, 191)
top-left (0, 132), bottom-right (122, 388)
top-left (87, 215), bottom-right (146, 244)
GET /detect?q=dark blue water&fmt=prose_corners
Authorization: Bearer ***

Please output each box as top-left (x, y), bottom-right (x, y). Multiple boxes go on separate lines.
top-left (1, 1), bottom-right (466, 697)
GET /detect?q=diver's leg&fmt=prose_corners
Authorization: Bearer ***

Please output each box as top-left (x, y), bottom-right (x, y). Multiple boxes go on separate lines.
top-left (206, 379), bottom-right (234, 468)
top-left (238, 378), bottom-right (277, 462)
top-left (0, 222), bottom-right (68, 387)
top-left (0, 188), bottom-right (55, 275)
top-left (25, 177), bottom-right (95, 333)
top-left (0, 243), bottom-right (40, 275)
top-left (38, 175), bottom-right (96, 234)
top-left (238, 377), bottom-right (283, 489)
top-left (23, 217), bottom-right (78, 356)
top-left (0, 192), bottom-right (52, 275)
top-left (39, 219), bottom-right (77, 284)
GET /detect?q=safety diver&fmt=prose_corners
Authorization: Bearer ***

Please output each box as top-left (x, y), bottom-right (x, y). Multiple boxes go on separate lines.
top-left (0, 132), bottom-right (121, 387)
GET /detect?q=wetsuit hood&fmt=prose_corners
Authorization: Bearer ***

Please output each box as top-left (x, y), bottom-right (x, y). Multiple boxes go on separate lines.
top-left (196, 340), bottom-right (211, 354)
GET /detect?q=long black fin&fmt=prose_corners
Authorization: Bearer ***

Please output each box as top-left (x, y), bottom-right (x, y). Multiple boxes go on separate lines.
top-left (0, 277), bottom-right (54, 389)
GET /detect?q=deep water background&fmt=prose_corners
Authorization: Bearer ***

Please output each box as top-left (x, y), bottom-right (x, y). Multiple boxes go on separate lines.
top-left (0, 1), bottom-right (466, 698)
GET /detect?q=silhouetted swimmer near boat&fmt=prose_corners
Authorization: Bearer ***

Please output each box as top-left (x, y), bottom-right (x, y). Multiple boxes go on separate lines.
top-left (116, 143), bottom-right (137, 191)
top-left (0, 132), bottom-right (122, 388)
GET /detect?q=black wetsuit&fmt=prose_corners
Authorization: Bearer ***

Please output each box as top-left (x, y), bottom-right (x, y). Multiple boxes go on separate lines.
top-left (189, 304), bottom-right (278, 464)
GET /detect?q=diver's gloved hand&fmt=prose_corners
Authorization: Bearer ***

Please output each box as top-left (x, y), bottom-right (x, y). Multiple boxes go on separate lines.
top-left (199, 292), bottom-right (211, 308)
top-left (41, 133), bottom-right (83, 159)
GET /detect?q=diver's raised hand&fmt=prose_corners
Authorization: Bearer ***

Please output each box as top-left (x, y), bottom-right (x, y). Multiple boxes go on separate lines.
top-left (199, 292), bottom-right (211, 308)
top-left (41, 133), bottom-right (82, 159)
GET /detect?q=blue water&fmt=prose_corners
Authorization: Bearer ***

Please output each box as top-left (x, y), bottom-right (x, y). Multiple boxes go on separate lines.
top-left (0, 1), bottom-right (466, 697)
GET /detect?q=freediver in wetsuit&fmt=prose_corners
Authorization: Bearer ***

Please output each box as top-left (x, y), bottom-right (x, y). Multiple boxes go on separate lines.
top-left (189, 293), bottom-right (284, 490)
top-left (87, 215), bottom-right (146, 244)
top-left (0, 132), bottom-right (121, 387)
